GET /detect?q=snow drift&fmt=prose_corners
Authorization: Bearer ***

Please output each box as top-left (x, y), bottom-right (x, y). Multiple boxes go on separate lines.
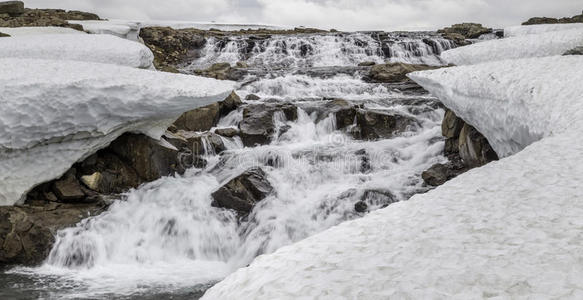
top-left (504, 23), bottom-right (583, 37)
top-left (0, 26), bottom-right (86, 36)
top-left (0, 58), bottom-right (235, 206)
top-left (0, 34), bottom-right (154, 68)
top-left (202, 56), bottom-right (583, 299)
top-left (441, 28), bottom-right (583, 65)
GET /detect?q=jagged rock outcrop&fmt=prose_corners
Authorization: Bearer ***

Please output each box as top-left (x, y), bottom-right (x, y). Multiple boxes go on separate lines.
top-left (239, 103), bottom-right (298, 147)
top-left (522, 11), bottom-right (583, 25)
top-left (173, 91), bottom-right (242, 132)
top-left (364, 63), bottom-right (439, 83)
top-left (422, 109), bottom-right (498, 186)
top-left (211, 167), bottom-right (274, 215)
top-left (0, 203), bottom-right (106, 265)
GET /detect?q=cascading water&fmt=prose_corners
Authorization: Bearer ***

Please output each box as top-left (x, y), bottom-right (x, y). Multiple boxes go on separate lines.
top-left (7, 30), bottom-right (450, 299)
top-left (185, 31), bottom-right (456, 70)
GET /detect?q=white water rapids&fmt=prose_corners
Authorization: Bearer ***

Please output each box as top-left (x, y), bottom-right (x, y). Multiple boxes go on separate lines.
top-left (9, 31), bottom-right (452, 299)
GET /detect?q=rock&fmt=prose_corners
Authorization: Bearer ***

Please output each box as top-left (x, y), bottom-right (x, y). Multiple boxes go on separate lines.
top-left (215, 128), bottom-right (239, 138)
top-left (365, 63), bottom-right (439, 83)
top-left (173, 91), bottom-right (242, 132)
top-left (211, 167), bottom-right (274, 215)
top-left (522, 11), bottom-right (583, 25)
top-left (0, 204), bottom-right (105, 265)
top-left (437, 23), bottom-right (492, 39)
top-left (458, 123), bottom-right (499, 168)
top-left (109, 133), bottom-right (184, 182)
top-left (0, 8), bottom-right (98, 30)
top-left (442, 109), bottom-right (464, 139)
top-left (358, 61), bottom-right (376, 66)
top-left (354, 110), bottom-right (418, 140)
top-left (52, 170), bottom-right (86, 202)
top-left (422, 161), bottom-right (467, 186)
top-left (0, 32), bottom-right (8, 37)
top-left (354, 201), bottom-right (368, 213)
top-left (139, 26), bottom-right (206, 72)
top-left (194, 62), bottom-right (238, 80)
top-left (0, 1), bottom-right (24, 17)
top-left (77, 152), bottom-right (140, 194)
top-left (174, 102), bottom-right (221, 132)
top-left (179, 132), bottom-right (227, 156)
top-left (239, 103), bottom-right (298, 147)
top-left (245, 94), bottom-right (261, 101)
top-left (564, 46), bottom-right (583, 55)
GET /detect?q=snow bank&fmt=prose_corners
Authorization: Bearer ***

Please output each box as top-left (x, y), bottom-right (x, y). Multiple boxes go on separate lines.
top-left (202, 56), bottom-right (583, 299)
top-left (505, 23), bottom-right (583, 37)
top-left (0, 58), bottom-right (235, 206)
top-left (441, 28), bottom-right (583, 65)
top-left (0, 34), bottom-right (154, 68)
top-left (0, 26), bottom-right (86, 36)
top-left (68, 20), bottom-right (140, 41)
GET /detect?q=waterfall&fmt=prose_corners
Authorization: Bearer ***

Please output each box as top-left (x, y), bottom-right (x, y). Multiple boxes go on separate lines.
top-left (12, 29), bottom-right (451, 299)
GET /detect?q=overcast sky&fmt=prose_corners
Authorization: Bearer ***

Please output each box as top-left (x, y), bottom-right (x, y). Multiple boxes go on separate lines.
top-left (26, 0), bottom-right (582, 31)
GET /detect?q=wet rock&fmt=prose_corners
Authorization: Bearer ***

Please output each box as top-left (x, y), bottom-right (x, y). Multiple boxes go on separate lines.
top-left (364, 63), bottom-right (439, 83)
top-left (0, 204), bottom-right (105, 265)
top-left (458, 123), bottom-right (499, 168)
top-left (437, 23), bottom-right (492, 39)
top-left (358, 61), bottom-right (376, 66)
top-left (0, 1), bottom-right (23, 17)
top-left (362, 189), bottom-right (397, 207)
top-left (109, 133), bottom-right (184, 182)
top-left (355, 149), bottom-right (372, 173)
top-left (354, 110), bottom-right (418, 140)
top-left (194, 63), bottom-right (247, 81)
top-left (173, 92), bottom-right (242, 132)
top-left (215, 128), bottom-right (239, 138)
top-left (0, 32), bottom-right (9, 37)
top-left (564, 46), bottom-right (583, 56)
top-left (52, 171), bottom-right (86, 202)
top-left (354, 201), bottom-right (368, 213)
top-left (239, 103), bottom-right (298, 147)
top-left (178, 132), bottom-right (227, 155)
top-left (442, 109), bottom-right (464, 155)
top-left (211, 167), bottom-right (274, 215)
top-left (174, 102), bottom-right (221, 132)
top-left (245, 94), bottom-right (261, 101)
top-left (236, 61), bottom-right (249, 68)
top-left (422, 160), bottom-right (467, 186)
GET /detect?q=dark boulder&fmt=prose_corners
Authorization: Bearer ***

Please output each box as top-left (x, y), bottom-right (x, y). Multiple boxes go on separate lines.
top-left (109, 133), bottom-right (184, 182)
top-left (0, 203), bottom-right (105, 266)
top-left (215, 128), bottom-right (239, 138)
top-left (239, 103), bottom-right (298, 147)
top-left (354, 110), bottom-right (419, 140)
top-left (77, 152), bottom-right (141, 194)
top-left (0, 1), bottom-right (24, 17)
top-left (364, 63), bottom-right (439, 83)
top-left (245, 94), bottom-right (261, 101)
top-left (0, 31), bottom-right (9, 37)
top-left (358, 61), bottom-right (376, 66)
top-left (211, 167), bottom-right (274, 215)
top-left (458, 123), bottom-right (498, 168)
top-left (52, 170), bottom-right (86, 202)
top-left (422, 159), bottom-right (467, 187)
top-left (173, 91), bottom-right (242, 132)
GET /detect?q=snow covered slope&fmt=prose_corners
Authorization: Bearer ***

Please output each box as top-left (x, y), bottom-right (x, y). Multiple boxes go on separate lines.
top-left (0, 26), bottom-right (86, 36)
top-left (441, 28), bottom-right (583, 65)
top-left (0, 34), bottom-right (154, 68)
top-left (0, 58), bottom-right (235, 206)
top-left (202, 56), bottom-right (583, 299)
top-left (505, 23), bottom-right (583, 37)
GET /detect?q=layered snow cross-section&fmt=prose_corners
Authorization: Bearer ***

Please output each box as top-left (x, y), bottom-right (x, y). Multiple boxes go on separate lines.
top-left (0, 34), bottom-right (154, 68)
top-left (441, 27), bottom-right (583, 65)
top-left (202, 56), bottom-right (583, 299)
top-left (0, 58), bottom-right (235, 206)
